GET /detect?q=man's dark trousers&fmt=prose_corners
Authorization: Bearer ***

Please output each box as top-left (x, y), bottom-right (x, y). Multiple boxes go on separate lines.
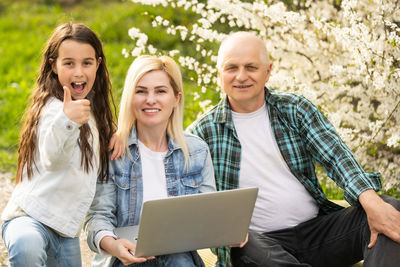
top-left (231, 195), bottom-right (400, 267)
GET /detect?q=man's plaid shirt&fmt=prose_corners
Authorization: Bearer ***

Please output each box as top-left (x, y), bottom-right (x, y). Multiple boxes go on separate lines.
top-left (187, 88), bottom-right (381, 267)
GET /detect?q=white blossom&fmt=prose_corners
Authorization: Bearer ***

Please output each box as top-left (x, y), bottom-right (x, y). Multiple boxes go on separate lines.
top-left (128, 0), bottom-right (400, 189)
top-left (199, 99), bottom-right (212, 112)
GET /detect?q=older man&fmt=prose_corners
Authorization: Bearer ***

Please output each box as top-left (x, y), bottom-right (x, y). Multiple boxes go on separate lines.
top-left (188, 32), bottom-right (400, 267)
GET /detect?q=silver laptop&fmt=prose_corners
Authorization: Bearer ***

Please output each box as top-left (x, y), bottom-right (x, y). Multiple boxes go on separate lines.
top-left (113, 187), bottom-right (258, 257)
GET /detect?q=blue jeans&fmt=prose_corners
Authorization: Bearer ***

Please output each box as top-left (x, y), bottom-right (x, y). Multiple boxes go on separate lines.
top-left (231, 195), bottom-right (400, 267)
top-left (113, 252), bottom-right (198, 267)
top-left (2, 216), bottom-right (81, 267)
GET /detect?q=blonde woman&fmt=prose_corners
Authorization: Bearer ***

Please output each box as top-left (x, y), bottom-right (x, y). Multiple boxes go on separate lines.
top-left (85, 55), bottom-right (216, 267)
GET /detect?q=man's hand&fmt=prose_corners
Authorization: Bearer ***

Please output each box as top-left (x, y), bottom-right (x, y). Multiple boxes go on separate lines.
top-left (230, 233), bottom-right (248, 248)
top-left (359, 189), bottom-right (400, 248)
top-left (63, 86), bottom-right (91, 125)
top-left (100, 236), bottom-right (154, 265)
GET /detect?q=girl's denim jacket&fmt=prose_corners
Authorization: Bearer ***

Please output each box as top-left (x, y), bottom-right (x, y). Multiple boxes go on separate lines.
top-left (84, 127), bottom-right (216, 266)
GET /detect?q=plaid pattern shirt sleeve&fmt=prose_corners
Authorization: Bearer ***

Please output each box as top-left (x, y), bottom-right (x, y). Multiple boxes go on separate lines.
top-left (269, 91), bottom-right (381, 207)
top-left (269, 93), bottom-right (381, 205)
top-left (187, 88), bottom-right (382, 266)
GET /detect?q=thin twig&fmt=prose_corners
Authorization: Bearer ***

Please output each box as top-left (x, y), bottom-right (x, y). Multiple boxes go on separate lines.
top-left (371, 97), bottom-right (400, 141)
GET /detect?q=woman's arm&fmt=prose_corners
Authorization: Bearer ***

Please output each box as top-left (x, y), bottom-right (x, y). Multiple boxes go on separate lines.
top-left (199, 146), bottom-right (217, 193)
top-left (99, 236), bottom-right (153, 265)
top-left (84, 176), bottom-right (118, 253)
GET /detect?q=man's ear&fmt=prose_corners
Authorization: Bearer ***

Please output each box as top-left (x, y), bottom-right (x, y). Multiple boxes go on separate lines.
top-left (265, 62), bottom-right (273, 83)
top-left (217, 69), bottom-right (222, 87)
top-left (49, 58), bottom-right (57, 74)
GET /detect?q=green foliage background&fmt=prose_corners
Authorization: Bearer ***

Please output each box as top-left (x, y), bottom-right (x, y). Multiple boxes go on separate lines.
top-left (0, 0), bottom-right (220, 172)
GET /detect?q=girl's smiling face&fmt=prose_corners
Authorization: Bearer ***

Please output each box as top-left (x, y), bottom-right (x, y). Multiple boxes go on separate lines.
top-left (52, 39), bottom-right (100, 100)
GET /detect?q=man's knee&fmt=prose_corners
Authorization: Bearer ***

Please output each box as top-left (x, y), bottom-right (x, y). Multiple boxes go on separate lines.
top-left (231, 232), bottom-right (265, 266)
top-left (231, 245), bottom-right (262, 267)
top-left (231, 231), bottom-right (310, 267)
top-left (231, 232), bottom-right (285, 266)
top-left (232, 242), bottom-right (304, 267)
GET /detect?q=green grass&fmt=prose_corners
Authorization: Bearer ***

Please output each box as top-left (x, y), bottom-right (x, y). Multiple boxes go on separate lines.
top-left (381, 188), bottom-right (400, 199)
top-left (320, 177), bottom-right (345, 200)
top-left (0, 149), bottom-right (18, 174)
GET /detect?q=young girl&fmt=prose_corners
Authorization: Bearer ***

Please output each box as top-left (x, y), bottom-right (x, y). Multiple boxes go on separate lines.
top-left (84, 55), bottom-right (216, 267)
top-left (1, 23), bottom-right (116, 266)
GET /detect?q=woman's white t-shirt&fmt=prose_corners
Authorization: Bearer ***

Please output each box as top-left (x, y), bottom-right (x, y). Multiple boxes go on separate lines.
top-left (138, 140), bottom-right (168, 203)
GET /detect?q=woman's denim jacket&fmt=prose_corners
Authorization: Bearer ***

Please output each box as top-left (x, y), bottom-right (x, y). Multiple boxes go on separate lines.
top-left (84, 127), bottom-right (216, 266)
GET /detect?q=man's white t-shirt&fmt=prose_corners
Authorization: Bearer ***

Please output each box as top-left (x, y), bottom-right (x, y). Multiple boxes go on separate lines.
top-left (232, 103), bottom-right (319, 233)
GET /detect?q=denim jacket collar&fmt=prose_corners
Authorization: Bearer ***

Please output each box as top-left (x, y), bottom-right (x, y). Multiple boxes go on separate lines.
top-left (126, 124), bottom-right (181, 158)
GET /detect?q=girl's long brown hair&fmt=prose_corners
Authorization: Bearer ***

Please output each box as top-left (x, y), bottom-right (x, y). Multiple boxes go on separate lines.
top-left (16, 22), bottom-right (116, 184)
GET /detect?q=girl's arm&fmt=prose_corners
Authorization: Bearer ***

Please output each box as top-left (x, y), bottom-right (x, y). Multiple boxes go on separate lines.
top-left (109, 133), bottom-right (125, 160)
top-left (37, 98), bottom-right (82, 170)
top-left (38, 87), bottom-right (92, 170)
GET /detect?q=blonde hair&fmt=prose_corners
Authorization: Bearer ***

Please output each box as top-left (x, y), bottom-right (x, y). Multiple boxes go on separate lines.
top-left (117, 55), bottom-right (189, 164)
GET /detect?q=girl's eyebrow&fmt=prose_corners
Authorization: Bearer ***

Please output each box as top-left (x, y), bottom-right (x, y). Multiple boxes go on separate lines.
top-left (61, 57), bottom-right (96, 61)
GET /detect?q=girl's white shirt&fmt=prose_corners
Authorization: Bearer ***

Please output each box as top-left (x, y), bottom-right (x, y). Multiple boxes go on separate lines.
top-left (1, 97), bottom-right (100, 237)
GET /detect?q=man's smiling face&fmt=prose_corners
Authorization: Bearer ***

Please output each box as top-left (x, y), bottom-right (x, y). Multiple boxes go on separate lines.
top-left (218, 33), bottom-right (272, 113)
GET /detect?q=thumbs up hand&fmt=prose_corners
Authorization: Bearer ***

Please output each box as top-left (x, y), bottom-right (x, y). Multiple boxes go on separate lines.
top-left (63, 86), bottom-right (91, 125)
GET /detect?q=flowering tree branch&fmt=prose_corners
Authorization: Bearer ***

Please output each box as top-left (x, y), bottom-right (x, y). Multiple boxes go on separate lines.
top-left (126, 0), bottom-right (400, 189)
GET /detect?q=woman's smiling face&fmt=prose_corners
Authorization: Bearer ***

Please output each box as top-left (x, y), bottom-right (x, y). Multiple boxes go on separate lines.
top-left (133, 70), bottom-right (181, 131)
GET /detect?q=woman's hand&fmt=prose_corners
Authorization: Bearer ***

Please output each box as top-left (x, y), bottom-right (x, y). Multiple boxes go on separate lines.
top-left (100, 236), bottom-right (155, 265)
top-left (109, 133), bottom-right (125, 160)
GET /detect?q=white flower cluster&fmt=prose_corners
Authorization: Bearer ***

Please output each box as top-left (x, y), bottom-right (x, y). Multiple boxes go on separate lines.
top-left (124, 27), bottom-right (157, 57)
top-left (128, 0), bottom-right (400, 189)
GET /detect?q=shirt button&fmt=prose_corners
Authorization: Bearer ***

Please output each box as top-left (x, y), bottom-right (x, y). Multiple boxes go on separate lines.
top-left (194, 182), bottom-right (198, 186)
top-left (123, 183), bottom-right (127, 188)
top-left (66, 124), bottom-right (72, 130)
